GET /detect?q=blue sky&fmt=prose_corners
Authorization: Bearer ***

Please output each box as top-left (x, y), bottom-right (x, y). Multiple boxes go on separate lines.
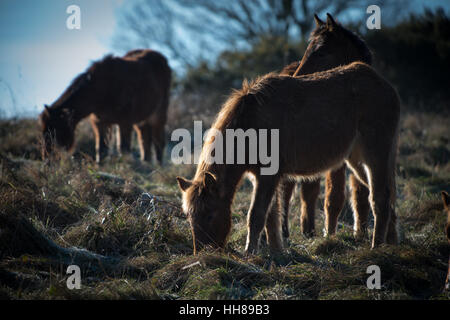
top-left (0, 0), bottom-right (449, 118)
top-left (0, 0), bottom-right (124, 117)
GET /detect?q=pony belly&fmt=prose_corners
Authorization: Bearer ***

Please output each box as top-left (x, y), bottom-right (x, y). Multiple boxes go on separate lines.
top-left (280, 127), bottom-right (357, 178)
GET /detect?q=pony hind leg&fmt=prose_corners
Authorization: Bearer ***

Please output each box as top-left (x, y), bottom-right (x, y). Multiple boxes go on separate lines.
top-left (359, 131), bottom-right (398, 247)
top-left (386, 205), bottom-right (398, 245)
top-left (368, 166), bottom-right (393, 247)
top-left (349, 173), bottom-right (371, 240)
top-left (324, 165), bottom-right (346, 236)
top-left (359, 156), bottom-right (396, 248)
top-left (245, 174), bottom-right (280, 255)
top-left (152, 122), bottom-right (165, 164)
top-left (300, 179), bottom-right (320, 237)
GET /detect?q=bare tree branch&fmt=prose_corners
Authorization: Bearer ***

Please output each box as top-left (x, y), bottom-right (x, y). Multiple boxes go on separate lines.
top-left (113, 0), bottom-right (408, 68)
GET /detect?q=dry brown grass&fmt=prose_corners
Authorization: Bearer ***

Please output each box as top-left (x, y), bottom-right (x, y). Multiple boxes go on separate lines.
top-left (0, 112), bottom-right (449, 300)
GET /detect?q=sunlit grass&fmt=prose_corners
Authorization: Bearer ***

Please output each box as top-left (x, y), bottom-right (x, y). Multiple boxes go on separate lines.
top-left (0, 112), bottom-right (449, 300)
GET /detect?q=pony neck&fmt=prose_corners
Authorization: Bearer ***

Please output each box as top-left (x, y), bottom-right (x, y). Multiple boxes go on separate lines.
top-left (52, 100), bottom-right (91, 127)
top-left (70, 105), bottom-right (91, 124)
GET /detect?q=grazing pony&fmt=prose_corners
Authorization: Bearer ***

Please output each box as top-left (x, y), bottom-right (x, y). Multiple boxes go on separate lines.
top-left (178, 61), bottom-right (400, 254)
top-left (273, 14), bottom-right (372, 240)
top-left (441, 191), bottom-right (450, 290)
top-left (40, 49), bottom-right (171, 163)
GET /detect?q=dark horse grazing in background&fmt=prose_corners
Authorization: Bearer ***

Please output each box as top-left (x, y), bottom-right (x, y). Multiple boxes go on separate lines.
top-left (40, 49), bottom-right (171, 163)
top-left (273, 14), bottom-right (373, 241)
top-left (178, 61), bottom-right (400, 255)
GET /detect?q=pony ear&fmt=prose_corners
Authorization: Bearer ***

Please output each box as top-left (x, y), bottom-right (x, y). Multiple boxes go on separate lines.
top-left (314, 14), bottom-right (324, 27)
top-left (442, 191), bottom-right (450, 209)
top-left (326, 13), bottom-right (337, 30)
top-left (177, 176), bottom-right (192, 192)
top-left (203, 172), bottom-right (217, 189)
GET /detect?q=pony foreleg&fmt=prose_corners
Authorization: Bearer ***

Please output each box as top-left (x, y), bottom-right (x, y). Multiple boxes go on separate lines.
top-left (300, 179), bottom-right (320, 237)
top-left (280, 179), bottom-right (296, 239)
top-left (117, 124), bottom-right (133, 155)
top-left (264, 196), bottom-right (283, 253)
top-left (245, 175), bottom-right (280, 255)
top-left (266, 178), bottom-right (295, 240)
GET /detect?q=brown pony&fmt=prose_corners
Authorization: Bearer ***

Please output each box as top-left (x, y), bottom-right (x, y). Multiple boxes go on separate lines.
top-left (178, 61), bottom-right (400, 255)
top-left (273, 14), bottom-right (372, 240)
top-left (40, 49), bottom-right (171, 163)
top-left (441, 191), bottom-right (450, 290)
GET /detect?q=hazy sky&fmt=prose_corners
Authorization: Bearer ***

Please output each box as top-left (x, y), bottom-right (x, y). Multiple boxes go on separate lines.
top-left (0, 0), bottom-right (124, 118)
top-left (0, 0), bottom-right (449, 118)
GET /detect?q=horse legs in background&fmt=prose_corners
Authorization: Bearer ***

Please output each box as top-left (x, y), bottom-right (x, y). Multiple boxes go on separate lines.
top-left (275, 165), bottom-right (355, 240)
top-left (135, 121), bottom-right (165, 164)
top-left (116, 124), bottom-right (133, 156)
top-left (152, 122), bottom-right (165, 164)
top-left (135, 123), bottom-right (152, 162)
top-left (90, 115), bottom-right (111, 163)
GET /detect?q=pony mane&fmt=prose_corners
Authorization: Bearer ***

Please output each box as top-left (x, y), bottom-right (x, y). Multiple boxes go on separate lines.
top-left (51, 55), bottom-right (115, 108)
top-left (51, 72), bottom-right (90, 108)
top-left (195, 73), bottom-right (279, 178)
top-left (89, 54), bottom-right (115, 69)
top-left (310, 22), bottom-right (372, 65)
top-left (213, 72), bottom-right (278, 131)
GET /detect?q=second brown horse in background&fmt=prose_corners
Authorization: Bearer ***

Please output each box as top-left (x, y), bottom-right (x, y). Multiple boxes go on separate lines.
top-left (272, 14), bottom-right (373, 241)
top-left (40, 49), bottom-right (171, 164)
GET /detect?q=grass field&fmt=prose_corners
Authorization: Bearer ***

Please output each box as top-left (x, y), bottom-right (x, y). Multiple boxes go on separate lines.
top-left (0, 111), bottom-right (449, 300)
